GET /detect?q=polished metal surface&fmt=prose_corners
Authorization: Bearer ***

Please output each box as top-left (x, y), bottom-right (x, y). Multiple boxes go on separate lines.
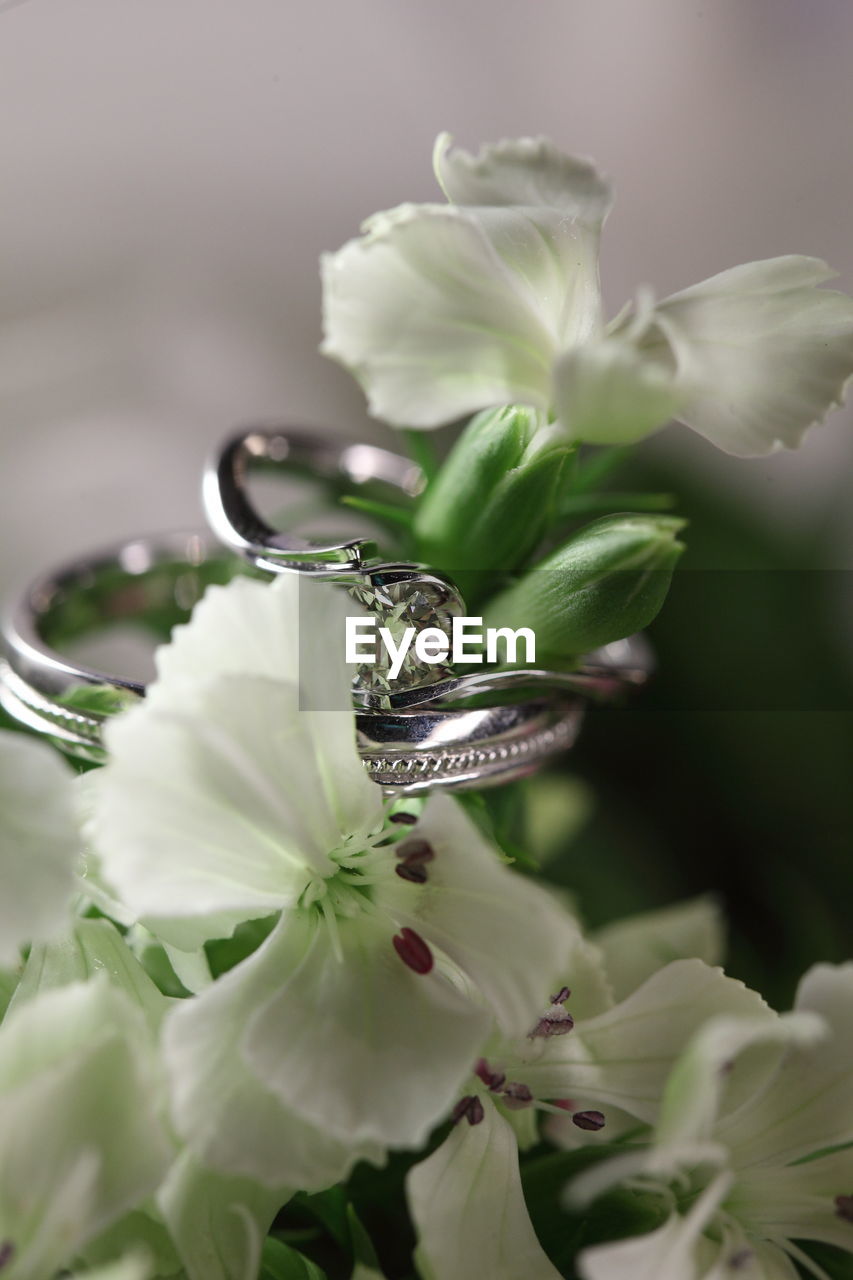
top-left (1, 427), bottom-right (655, 791)
top-left (203, 426), bottom-right (655, 711)
top-left (204, 426), bottom-right (423, 576)
top-left (0, 531), bottom-right (591, 790)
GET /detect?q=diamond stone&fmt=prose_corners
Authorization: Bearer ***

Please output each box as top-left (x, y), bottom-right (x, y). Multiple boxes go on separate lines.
top-left (348, 572), bottom-right (464, 695)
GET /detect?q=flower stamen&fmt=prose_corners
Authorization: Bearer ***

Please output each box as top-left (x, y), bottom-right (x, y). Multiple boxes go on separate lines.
top-left (392, 927), bottom-right (434, 974)
top-left (452, 1095), bottom-right (485, 1126)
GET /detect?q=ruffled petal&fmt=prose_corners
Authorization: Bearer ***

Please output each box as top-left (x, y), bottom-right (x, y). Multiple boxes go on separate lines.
top-left (732, 1146), bottom-right (853, 1253)
top-left (242, 911), bottom-right (491, 1149)
top-left (718, 962), bottom-right (853, 1167)
top-left (322, 203), bottom-right (557, 428)
top-left (655, 1008), bottom-right (824, 1157)
top-left (376, 793), bottom-right (580, 1037)
top-left (151, 575), bottom-right (381, 842)
top-left (593, 896), bottom-right (725, 1002)
top-left (552, 334), bottom-right (682, 445)
top-left (0, 980), bottom-right (171, 1268)
top-left (163, 917), bottom-right (384, 1190)
top-left (97, 673), bottom-right (382, 946)
top-left (577, 1173), bottom-right (732, 1280)
top-left (434, 133), bottom-right (609, 345)
top-left (639, 256), bottom-right (853, 456)
top-left (165, 910), bottom-right (488, 1180)
top-left (0, 730), bottom-right (78, 966)
top-left (516, 960), bottom-right (774, 1124)
top-left (407, 1101), bottom-right (561, 1280)
top-left (433, 133), bottom-right (611, 222)
top-left (156, 1149), bottom-right (286, 1280)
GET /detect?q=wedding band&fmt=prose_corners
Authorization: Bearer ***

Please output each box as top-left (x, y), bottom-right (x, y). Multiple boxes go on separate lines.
top-left (0, 532), bottom-right (588, 790)
top-left (204, 426), bottom-right (654, 712)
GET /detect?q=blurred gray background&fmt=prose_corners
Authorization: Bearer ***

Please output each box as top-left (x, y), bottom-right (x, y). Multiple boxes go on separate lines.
top-left (1, 0), bottom-right (852, 590)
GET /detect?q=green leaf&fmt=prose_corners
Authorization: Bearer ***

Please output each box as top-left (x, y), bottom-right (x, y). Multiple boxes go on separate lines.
top-left (340, 494), bottom-right (415, 531)
top-left (58, 683), bottom-right (138, 718)
top-left (292, 1186), bottom-right (351, 1249)
top-left (556, 491), bottom-right (676, 518)
top-left (520, 1145), bottom-right (667, 1270)
top-left (402, 429), bottom-right (440, 486)
top-left (261, 1237), bottom-right (329, 1280)
top-left (571, 445), bottom-right (632, 493)
top-left (347, 1204), bottom-right (381, 1270)
top-left (483, 513), bottom-right (686, 663)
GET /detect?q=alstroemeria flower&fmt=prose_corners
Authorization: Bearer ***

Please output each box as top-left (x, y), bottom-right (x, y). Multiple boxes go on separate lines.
top-left (407, 948), bottom-right (771, 1280)
top-left (91, 574), bottom-right (579, 1188)
top-left (0, 729), bottom-right (78, 966)
top-left (322, 134), bottom-right (853, 456)
top-left (0, 976), bottom-right (171, 1279)
top-left (576, 963), bottom-right (853, 1280)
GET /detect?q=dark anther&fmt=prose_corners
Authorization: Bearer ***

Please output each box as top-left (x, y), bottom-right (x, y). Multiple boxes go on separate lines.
top-left (572, 1109), bottom-right (606, 1131)
top-left (392, 927), bottom-right (433, 975)
top-left (395, 862), bottom-right (429, 884)
top-left (389, 810), bottom-right (419, 825)
top-left (396, 838), bottom-right (435, 865)
top-left (474, 1058), bottom-right (506, 1091)
top-left (835, 1194), bottom-right (853, 1223)
top-left (529, 1009), bottom-right (575, 1038)
top-left (550, 986), bottom-right (572, 1005)
top-left (502, 1081), bottom-right (534, 1110)
top-left (728, 1249), bottom-right (754, 1271)
top-left (452, 1094), bottom-right (485, 1126)
top-left (0, 1243), bottom-right (14, 1271)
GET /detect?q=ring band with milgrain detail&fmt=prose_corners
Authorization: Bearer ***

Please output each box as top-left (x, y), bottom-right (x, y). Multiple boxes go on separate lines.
top-left (0, 531), bottom-right (591, 791)
top-left (0, 428), bottom-right (653, 791)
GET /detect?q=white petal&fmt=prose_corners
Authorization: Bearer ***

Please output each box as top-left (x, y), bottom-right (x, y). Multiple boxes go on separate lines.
top-left (577, 1173), bottom-right (732, 1280)
top-left (0, 730), bottom-right (78, 965)
top-left (434, 133), bottom-right (611, 222)
top-left (322, 203), bottom-right (557, 428)
top-left (434, 133), bottom-right (609, 344)
top-left (9, 916), bottom-right (167, 1035)
top-left (407, 1101), bottom-right (561, 1280)
top-left (242, 911), bottom-right (491, 1149)
top-left (552, 334), bottom-right (682, 445)
top-left (593, 896), bottom-right (725, 1002)
top-left (163, 918), bottom-right (383, 1190)
top-left (732, 1146), bottom-right (853, 1253)
top-left (517, 960), bottom-right (774, 1124)
top-left (646, 256), bottom-right (853, 456)
top-left (152, 576), bottom-right (379, 842)
top-left (718, 962), bottom-right (853, 1167)
top-left (655, 1009), bottom-right (824, 1158)
top-left (157, 1149), bottom-right (285, 1280)
top-left (377, 793), bottom-right (580, 1037)
top-left (0, 980), bottom-right (171, 1264)
top-left (97, 673), bottom-right (382, 946)
top-left (70, 1255), bottom-right (154, 1280)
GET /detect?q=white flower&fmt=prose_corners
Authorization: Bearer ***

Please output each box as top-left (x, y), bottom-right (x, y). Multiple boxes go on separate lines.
top-left (592, 894), bottom-right (725, 1003)
top-left (12, 914), bottom-right (287, 1280)
top-left (0, 976), bottom-right (171, 1279)
top-left (576, 963), bottom-right (853, 1279)
top-left (0, 729), bottom-right (78, 966)
top-left (406, 947), bottom-right (771, 1280)
top-left (322, 134), bottom-right (853, 456)
top-left (91, 574), bottom-right (579, 1188)
top-left (322, 134), bottom-right (609, 430)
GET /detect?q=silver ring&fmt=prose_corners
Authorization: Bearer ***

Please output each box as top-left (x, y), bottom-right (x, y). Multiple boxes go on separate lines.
top-left (0, 531), bottom-right (590, 791)
top-left (203, 426), bottom-right (654, 713)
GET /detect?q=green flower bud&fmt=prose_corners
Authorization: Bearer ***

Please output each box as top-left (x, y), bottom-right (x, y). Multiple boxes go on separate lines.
top-left (483, 513), bottom-right (686, 662)
top-left (413, 406), bottom-right (573, 600)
